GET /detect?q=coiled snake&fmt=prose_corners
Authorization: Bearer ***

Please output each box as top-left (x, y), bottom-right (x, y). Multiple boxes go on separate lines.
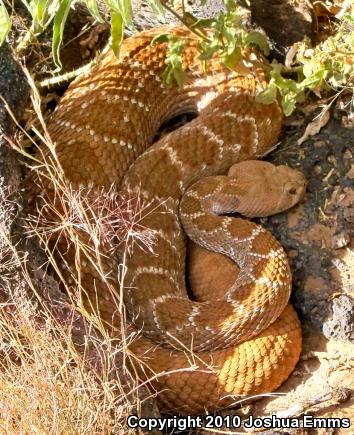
top-left (29, 26), bottom-right (305, 414)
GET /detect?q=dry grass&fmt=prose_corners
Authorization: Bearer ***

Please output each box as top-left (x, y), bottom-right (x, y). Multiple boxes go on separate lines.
top-left (0, 291), bottom-right (136, 434)
top-left (0, 70), bottom-right (159, 433)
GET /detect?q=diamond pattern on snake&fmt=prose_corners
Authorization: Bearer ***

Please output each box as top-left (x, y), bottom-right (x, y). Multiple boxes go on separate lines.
top-left (27, 26), bottom-right (306, 415)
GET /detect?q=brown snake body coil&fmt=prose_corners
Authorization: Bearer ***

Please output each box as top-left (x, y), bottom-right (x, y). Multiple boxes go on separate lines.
top-left (30, 26), bottom-right (305, 414)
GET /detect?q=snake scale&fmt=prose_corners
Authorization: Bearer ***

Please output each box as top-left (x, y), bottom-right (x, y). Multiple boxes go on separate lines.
top-left (29, 26), bottom-right (306, 414)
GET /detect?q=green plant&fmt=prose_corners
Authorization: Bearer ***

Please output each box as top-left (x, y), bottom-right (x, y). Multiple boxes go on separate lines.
top-left (257, 7), bottom-right (354, 115)
top-left (1, 1), bottom-right (268, 68)
top-left (1, 1), bottom-right (353, 112)
top-left (2, 0), bottom-right (136, 67)
top-left (0, 0), bottom-right (10, 46)
top-left (151, 0), bottom-right (268, 86)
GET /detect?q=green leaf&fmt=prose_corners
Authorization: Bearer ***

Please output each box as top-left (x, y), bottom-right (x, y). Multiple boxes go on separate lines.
top-left (282, 92), bottom-right (297, 116)
top-left (343, 10), bottom-right (354, 25)
top-left (85, 0), bottom-right (104, 23)
top-left (52, 0), bottom-right (72, 69)
top-left (162, 65), bottom-right (174, 86)
top-left (110, 9), bottom-right (124, 56)
top-left (118, 0), bottom-right (133, 27)
top-left (343, 61), bottom-right (353, 76)
top-left (348, 31), bottom-right (354, 47)
top-left (245, 31), bottom-right (269, 56)
top-left (259, 62), bottom-right (304, 116)
top-left (146, 0), bottom-right (165, 20)
top-left (151, 33), bottom-right (170, 45)
top-left (198, 39), bottom-right (220, 61)
top-left (172, 65), bottom-right (185, 87)
top-left (31, 0), bottom-right (49, 33)
top-left (224, 0), bottom-right (237, 12)
top-left (255, 82), bottom-right (278, 104)
top-left (222, 23), bottom-right (237, 52)
top-left (302, 60), bottom-right (316, 78)
top-left (190, 17), bottom-right (215, 30)
top-left (162, 63), bottom-right (185, 87)
top-left (328, 71), bottom-right (346, 88)
top-left (221, 45), bottom-right (241, 69)
top-left (104, 0), bottom-right (133, 26)
top-left (159, 36), bottom-right (186, 87)
top-left (270, 66), bottom-right (299, 94)
top-left (300, 68), bottom-right (327, 89)
top-left (0, 1), bottom-right (11, 46)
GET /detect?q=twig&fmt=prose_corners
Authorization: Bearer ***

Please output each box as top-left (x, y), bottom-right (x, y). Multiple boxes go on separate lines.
top-left (160, 0), bottom-right (211, 43)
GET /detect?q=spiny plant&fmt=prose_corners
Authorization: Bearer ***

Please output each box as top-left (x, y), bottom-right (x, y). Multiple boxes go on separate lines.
top-left (0, 74), bottom-right (158, 432)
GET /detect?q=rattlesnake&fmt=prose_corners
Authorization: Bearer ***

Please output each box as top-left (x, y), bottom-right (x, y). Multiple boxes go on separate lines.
top-left (29, 26), bottom-right (306, 414)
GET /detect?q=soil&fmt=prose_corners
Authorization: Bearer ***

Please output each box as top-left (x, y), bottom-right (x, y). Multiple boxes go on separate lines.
top-left (240, 105), bottom-right (354, 435)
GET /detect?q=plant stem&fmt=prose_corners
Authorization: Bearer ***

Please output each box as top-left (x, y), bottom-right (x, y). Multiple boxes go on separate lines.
top-left (160, 0), bottom-right (211, 43)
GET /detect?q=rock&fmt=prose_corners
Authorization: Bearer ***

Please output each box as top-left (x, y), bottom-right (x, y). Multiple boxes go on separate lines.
top-left (0, 42), bottom-right (29, 219)
top-left (240, 0), bottom-right (314, 60)
top-left (0, 43), bottom-right (29, 137)
top-left (323, 295), bottom-right (354, 341)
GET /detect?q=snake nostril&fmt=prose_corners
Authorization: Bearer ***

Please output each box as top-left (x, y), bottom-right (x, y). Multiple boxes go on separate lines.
top-left (288, 187), bottom-right (297, 195)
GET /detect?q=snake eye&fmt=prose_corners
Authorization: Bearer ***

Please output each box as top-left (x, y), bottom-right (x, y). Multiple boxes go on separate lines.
top-left (288, 187), bottom-right (297, 195)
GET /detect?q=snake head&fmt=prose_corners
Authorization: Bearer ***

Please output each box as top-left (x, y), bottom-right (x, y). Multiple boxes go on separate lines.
top-left (274, 165), bottom-right (307, 215)
top-left (227, 160), bottom-right (307, 217)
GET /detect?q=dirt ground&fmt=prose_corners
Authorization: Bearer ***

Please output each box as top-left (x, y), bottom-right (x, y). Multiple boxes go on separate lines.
top-left (228, 105), bottom-right (354, 435)
top-left (234, 2), bottom-right (354, 431)
top-left (161, 98), bottom-right (354, 435)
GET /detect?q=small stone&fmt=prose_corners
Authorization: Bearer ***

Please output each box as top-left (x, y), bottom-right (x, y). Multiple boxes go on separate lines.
top-left (323, 295), bottom-right (354, 341)
top-left (332, 232), bottom-right (350, 249)
top-left (314, 164), bottom-right (322, 174)
top-left (327, 154), bottom-right (337, 165)
top-left (343, 149), bottom-right (352, 159)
